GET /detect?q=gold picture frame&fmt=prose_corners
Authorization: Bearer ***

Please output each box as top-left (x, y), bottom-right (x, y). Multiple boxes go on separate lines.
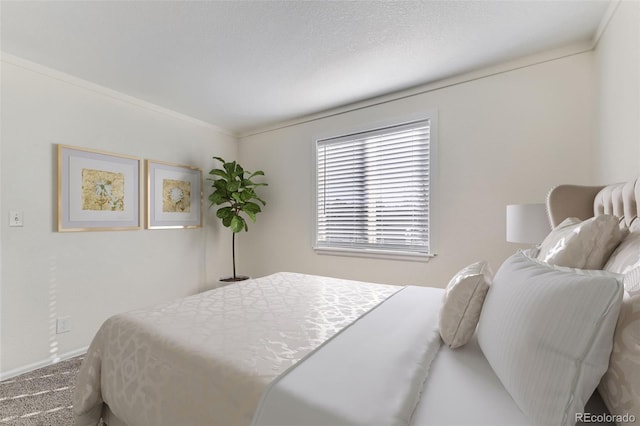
top-left (146, 160), bottom-right (202, 229)
top-left (57, 144), bottom-right (142, 232)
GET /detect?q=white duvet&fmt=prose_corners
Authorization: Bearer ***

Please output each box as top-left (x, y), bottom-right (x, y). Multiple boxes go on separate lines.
top-left (73, 273), bottom-right (442, 426)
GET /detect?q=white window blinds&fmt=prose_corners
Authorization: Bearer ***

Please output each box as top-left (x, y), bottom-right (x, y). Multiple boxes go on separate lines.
top-left (315, 119), bottom-right (431, 257)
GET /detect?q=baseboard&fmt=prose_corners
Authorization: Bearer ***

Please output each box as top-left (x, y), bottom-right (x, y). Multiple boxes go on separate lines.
top-left (0, 346), bottom-right (88, 381)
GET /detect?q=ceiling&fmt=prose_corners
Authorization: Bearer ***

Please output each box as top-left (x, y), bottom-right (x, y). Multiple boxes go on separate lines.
top-left (1, 1), bottom-right (609, 135)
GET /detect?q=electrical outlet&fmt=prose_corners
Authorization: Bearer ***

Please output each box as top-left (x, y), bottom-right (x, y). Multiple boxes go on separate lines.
top-left (9, 211), bottom-right (23, 227)
top-left (56, 317), bottom-right (71, 334)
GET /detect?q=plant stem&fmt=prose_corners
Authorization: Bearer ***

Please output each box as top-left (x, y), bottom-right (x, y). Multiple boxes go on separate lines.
top-left (232, 232), bottom-right (236, 280)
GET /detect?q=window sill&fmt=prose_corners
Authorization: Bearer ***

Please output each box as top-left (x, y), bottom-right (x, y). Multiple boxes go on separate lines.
top-left (313, 246), bottom-right (436, 262)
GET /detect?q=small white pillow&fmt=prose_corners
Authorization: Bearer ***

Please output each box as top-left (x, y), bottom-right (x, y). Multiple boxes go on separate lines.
top-left (439, 261), bottom-right (492, 349)
top-left (478, 251), bottom-right (623, 426)
top-left (537, 215), bottom-right (623, 269)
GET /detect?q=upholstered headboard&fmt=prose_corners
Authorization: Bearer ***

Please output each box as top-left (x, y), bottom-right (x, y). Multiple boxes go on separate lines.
top-left (547, 179), bottom-right (640, 228)
top-left (546, 178), bottom-right (640, 424)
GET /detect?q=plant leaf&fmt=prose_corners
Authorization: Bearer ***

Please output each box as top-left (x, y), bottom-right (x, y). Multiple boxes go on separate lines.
top-left (231, 192), bottom-right (243, 203)
top-left (245, 210), bottom-right (256, 222)
top-left (208, 169), bottom-right (228, 179)
top-left (243, 202), bottom-right (262, 214)
top-left (216, 207), bottom-right (233, 219)
top-left (213, 179), bottom-right (228, 190)
top-left (208, 192), bottom-right (226, 205)
top-left (224, 161), bottom-right (237, 178)
top-left (243, 202), bottom-right (261, 222)
top-left (230, 215), bottom-right (246, 233)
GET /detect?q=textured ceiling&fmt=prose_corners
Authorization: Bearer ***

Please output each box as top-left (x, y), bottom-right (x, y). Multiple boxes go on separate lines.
top-left (1, 1), bottom-right (609, 134)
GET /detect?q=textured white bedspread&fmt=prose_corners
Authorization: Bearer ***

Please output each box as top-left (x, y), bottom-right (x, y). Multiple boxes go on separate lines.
top-left (72, 272), bottom-right (400, 426)
top-left (252, 286), bottom-right (443, 426)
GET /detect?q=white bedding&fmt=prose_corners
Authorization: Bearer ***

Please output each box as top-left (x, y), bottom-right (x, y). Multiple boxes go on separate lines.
top-left (411, 334), bottom-right (531, 426)
top-left (253, 286), bottom-right (443, 426)
top-left (76, 272), bottom-right (584, 426)
top-left (252, 285), bottom-right (534, 426)
top-left (73, 273), bottom-right (400, 426)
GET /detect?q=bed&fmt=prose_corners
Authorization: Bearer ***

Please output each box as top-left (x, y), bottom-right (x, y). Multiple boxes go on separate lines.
top-left (73, 178), bottom-right (640, 426)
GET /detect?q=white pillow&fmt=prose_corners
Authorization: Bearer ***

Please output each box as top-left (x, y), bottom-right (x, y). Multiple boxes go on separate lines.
top-left (604, 220), bottom-right (640, 274)
top-left (598, 266), bottom-right (640, 424)
top-left (537, 215), bottom-right (623, 269)
top-left (477, 251), bottom-right (623, 426)
top-left (439, 261), bottom-right (492, 349)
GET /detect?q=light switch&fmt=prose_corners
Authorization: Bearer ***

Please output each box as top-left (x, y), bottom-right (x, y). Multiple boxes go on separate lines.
top-left (9, 211), bottom-right (23, 227)
top-left (56, 317), bottom-right (71, 334)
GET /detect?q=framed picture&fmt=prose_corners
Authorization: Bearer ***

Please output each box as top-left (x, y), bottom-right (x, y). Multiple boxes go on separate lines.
top-left (146, 160), bottom-right (202, 229)
top-left (57, 145), bottom-right (142, 232)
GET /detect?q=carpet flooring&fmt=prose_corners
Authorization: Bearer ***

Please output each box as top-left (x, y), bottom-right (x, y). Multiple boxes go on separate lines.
top-left (0, 356), bottom-right (83, 425)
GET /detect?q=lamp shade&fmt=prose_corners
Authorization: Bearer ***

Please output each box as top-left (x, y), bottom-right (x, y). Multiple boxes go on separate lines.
top-left (506, 203), bottom-right (551, 244)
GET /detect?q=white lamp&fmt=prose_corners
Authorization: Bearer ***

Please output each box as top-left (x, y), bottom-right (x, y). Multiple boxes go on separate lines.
top-left (506, 203), bottom-right (551, 244)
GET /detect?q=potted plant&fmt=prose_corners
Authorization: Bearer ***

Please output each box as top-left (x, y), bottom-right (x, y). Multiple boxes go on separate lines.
top-left (208, 156), bottom-right (267, 282)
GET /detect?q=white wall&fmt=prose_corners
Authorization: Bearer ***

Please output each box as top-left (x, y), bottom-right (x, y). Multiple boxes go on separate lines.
top-left (1, 19), bottom-right (617, 376)
top-left (238, 53), bottom-right (596, 288)
top-left (594, 0), bottom-right (640, 182)
top-left (0, 56), bottom-right (237, 376)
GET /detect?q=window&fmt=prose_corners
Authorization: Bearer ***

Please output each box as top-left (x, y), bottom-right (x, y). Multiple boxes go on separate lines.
top-left (315, 118), bottom-right (433, 259)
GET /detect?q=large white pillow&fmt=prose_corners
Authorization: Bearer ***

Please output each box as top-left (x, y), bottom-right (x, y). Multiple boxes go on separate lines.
top-left (477, 251), bottom-right (623, 426)
top-left (599, 266), bottom-right (640, 424)
top-left (439, 261), bottom-right (492, 349)
top-left (537, 215), bottom-right (623, 269)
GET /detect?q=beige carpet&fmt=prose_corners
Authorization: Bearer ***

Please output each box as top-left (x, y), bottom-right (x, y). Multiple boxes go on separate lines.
top-left (0, 356), bottom-right (83, 425)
